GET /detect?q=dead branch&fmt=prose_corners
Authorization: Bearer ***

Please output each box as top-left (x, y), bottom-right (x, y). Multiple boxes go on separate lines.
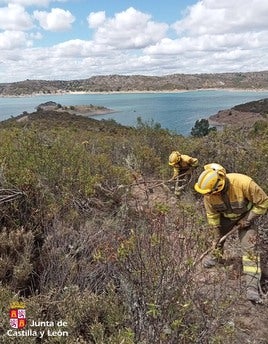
top-left (0, 188), bottom-right (25, 205)
top-left (193, 224), bottom-right (241, 267)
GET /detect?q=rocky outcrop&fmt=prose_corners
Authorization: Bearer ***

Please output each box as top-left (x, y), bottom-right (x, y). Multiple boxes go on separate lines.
top-left (209, 98), bottom-right (268, 128)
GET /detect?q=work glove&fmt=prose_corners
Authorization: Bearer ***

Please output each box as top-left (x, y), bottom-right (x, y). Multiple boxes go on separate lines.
top-left (238, 211), bottom-right (259, 229)
top-left (238, 218), bottom-right (251, 229)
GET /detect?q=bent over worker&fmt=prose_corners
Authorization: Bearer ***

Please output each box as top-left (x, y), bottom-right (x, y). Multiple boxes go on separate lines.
top-left (168, 151), bottom-right (198, 196)
top-left (194, 163), bottom-right (268, 303)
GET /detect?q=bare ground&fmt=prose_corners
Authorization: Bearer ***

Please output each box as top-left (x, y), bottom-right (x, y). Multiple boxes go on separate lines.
top-left (209, 109), bottom-right (267, 129)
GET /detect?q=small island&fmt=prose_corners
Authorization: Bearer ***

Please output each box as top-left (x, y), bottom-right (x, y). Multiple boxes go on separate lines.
top-left (36, 101), bottom-right (115, 116)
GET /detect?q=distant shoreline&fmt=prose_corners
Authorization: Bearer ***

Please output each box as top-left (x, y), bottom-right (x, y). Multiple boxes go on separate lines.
top-left (1, 88), bottom-right (268, 98)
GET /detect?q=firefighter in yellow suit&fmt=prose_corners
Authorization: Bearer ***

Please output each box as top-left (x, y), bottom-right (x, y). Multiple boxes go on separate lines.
top-left (168, 151), bottom-right (198, 196)
top-left (194, 163), bottom-right (268, 303)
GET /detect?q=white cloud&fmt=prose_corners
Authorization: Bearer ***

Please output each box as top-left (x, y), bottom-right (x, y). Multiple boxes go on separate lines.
top-left (1, 2), bottom-right (268, 82)
top-left (145, 32), bottom-right (266, 55)
top-left (87, 11), bottom-right (106, 29)
top-left (33, 7), bottom-right (75, 31)
top-left (0, 4), bottom-right (33, 30)
top-left (148, 0), bottom-right (268, 75)
top-left (0, 0), bottom-right (62, 6)
top-left (91, 7), bottom-right (168, 49)
top-left (0, 30), bottom-right (32, 49)
top-left (53, 39), bottom-right (108, 57)
top-left (173, 0), bottom-right (268, 35)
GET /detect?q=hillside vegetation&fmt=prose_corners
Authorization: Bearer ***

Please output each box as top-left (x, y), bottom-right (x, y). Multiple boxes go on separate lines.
top-left (0, 108), bottom-right (267, 343)
top-left (0, 71), bottom-right (268, 96)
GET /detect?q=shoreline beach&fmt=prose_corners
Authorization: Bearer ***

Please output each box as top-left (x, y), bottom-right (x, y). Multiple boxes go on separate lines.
top-left (1, 88), bottom-right (268, 98)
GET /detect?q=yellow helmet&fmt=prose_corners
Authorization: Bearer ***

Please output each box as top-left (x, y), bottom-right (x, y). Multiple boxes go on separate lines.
top-left (169, 151), bottom-right (181, 166)
top-left (204, 163), bottom-right (226, 175)
top-left (194, 167), bottom-right (226, 195)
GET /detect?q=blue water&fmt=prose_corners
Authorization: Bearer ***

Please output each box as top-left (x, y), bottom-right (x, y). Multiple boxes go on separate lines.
top-left (1, 90), bottom-right (268, 135)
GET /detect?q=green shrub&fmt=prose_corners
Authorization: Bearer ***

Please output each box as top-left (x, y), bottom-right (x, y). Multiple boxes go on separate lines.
top-left (0, 111), bottom-right (266, 343)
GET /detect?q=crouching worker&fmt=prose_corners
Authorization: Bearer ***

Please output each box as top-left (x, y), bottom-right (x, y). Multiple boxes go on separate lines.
top-left (194, 163), bottom-right (268, 303)
top-left (168, 151), bottom-right (198, 196)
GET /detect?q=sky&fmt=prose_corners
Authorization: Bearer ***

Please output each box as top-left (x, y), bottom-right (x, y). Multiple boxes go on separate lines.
top-left (0, 0), bottom-right (268, 82)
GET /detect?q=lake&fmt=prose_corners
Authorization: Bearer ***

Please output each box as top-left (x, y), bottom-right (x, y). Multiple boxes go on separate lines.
top-left (1, 90), bottom-right (268, 135)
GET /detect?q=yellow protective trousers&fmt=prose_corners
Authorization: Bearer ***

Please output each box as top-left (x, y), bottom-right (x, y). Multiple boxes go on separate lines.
top-left (240, 229), bottom-right (260, 289)
top-left (216, 216), bottom-right (266, 290)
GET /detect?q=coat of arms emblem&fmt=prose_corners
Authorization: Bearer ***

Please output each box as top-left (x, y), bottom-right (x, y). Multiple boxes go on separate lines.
top-left (9, 301), bottom-right (26, 329)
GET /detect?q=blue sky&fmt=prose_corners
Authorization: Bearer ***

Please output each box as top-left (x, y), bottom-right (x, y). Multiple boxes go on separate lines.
top-left (0, 0), bottom-right (268, 82)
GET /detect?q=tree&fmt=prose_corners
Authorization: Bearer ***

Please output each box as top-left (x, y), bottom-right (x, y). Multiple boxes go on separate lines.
top-left (191, 118), bottom-right (217, 137)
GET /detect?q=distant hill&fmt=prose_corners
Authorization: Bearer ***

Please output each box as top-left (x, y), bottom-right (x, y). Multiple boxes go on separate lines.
top-left (209, 98), bottom-right (268, 128)
top-left (0, 71), bottom-right (268, 96)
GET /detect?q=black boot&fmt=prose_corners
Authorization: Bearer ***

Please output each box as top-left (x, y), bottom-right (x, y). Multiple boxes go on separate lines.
top-left (260, 277), bottom-right (268, 294)
top-left (246, 287), bottom-right (262, 303)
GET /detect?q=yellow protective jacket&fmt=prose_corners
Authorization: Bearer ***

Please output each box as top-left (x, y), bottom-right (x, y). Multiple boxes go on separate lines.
top-left (172, 155), bottom-right (198, 179)
top-left (204, 173), bottom-right (268, 227)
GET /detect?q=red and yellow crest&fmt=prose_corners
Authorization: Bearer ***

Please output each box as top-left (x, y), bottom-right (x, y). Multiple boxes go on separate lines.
top-left (9, 301), bottom-right (26, 329)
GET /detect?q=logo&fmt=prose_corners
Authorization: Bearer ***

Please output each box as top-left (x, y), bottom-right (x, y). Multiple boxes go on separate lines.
top-left (9, 301), bottom-right (26, 329)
